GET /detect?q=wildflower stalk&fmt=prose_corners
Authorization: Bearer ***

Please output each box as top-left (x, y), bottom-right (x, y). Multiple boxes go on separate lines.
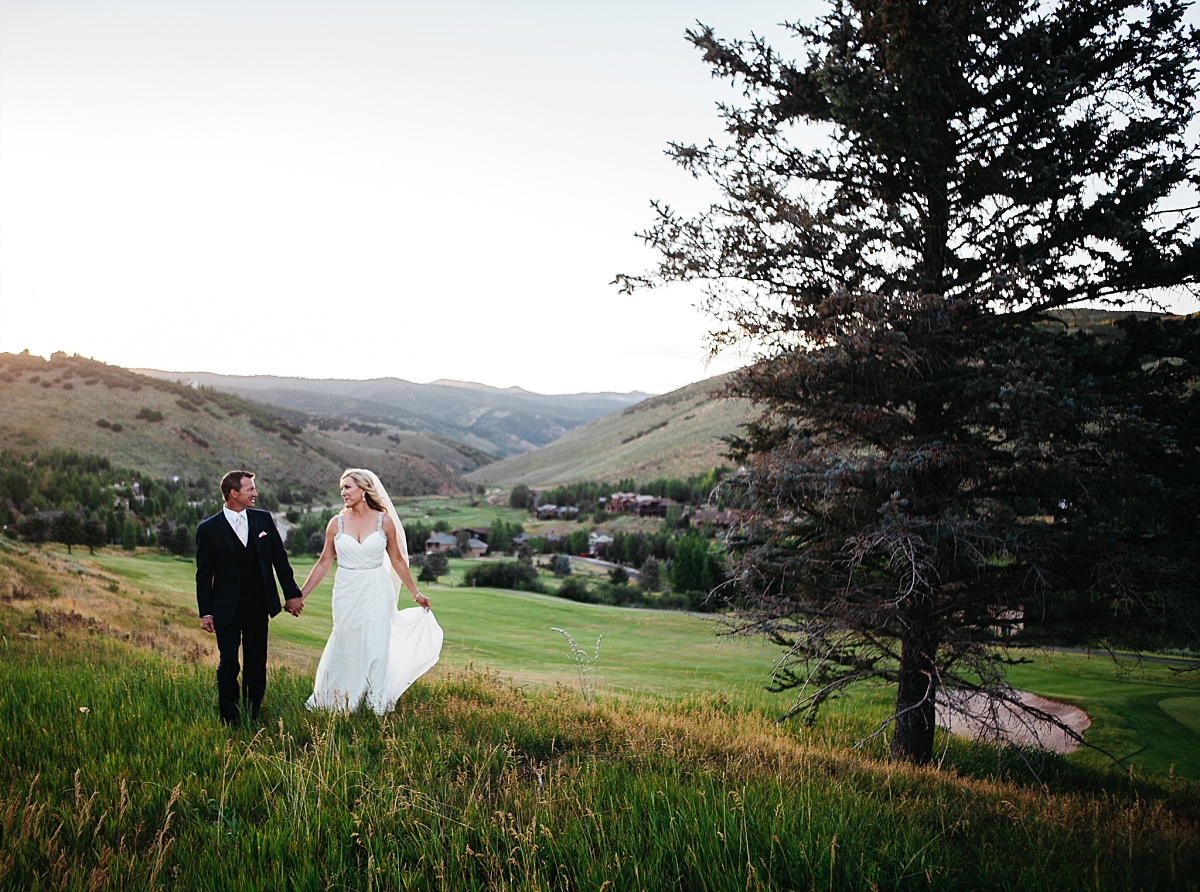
top-left (551, 627), bottom-right (601, 706)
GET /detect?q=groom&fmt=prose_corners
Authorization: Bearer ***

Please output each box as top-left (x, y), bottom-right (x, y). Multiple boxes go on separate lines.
top-left (196, 470), bottom-right (304, 725)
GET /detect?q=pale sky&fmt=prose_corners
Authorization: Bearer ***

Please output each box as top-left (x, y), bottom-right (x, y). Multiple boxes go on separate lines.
top-left (2, 1), bottom-right (1195, 395)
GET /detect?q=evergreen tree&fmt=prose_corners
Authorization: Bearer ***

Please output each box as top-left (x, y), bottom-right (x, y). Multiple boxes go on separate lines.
top-left (51, 511), bottom-right (83, 555)
top-left (16, 513), bottom-right (51, 548)
top-left (121, 517), bottom-right (138, 552)
top-left (404, 520), bottom-right (432, 558)
top-left (607, 532), bottom-right (627, 565)
top-left (670, 535), bottom-right (714, 596)
top-left (508, 484), bottom-right (534, 510)
top-left (424, 550), bottom-right (450, 579)
top-left (103, 510), bottom-right (121, 546)
top-left (170, 524), bottom-right (193, 557)
top-left (639, 556), bottom-right (661, 593)
top-left (156, 518), bottom-right (174, 553)
top-left (623, 0), bottom-right (1200, 763)
top-left (81, 515), bottom-right (106, 555)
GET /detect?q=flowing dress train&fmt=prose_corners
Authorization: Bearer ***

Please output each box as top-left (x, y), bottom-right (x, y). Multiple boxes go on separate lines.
top-left (306, 513), bottom-right (443, 715)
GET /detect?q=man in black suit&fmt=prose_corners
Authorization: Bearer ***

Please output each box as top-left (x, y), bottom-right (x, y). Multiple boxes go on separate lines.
top-left (196, 470), bottom-right (304, 724)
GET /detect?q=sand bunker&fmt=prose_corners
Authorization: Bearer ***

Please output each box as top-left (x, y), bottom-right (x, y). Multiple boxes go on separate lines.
top-left (937, 690), bottom-right (1091, 754)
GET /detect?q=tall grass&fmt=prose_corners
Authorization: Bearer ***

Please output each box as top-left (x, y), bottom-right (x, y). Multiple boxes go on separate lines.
top-left (16, 543), bottom-right (1200, 781)
top-left (1, 628), bottom-right (1198, 891)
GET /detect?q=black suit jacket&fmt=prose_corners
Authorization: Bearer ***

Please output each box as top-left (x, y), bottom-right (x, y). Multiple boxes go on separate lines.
top-left (195, 508), bottom-right (302, 628)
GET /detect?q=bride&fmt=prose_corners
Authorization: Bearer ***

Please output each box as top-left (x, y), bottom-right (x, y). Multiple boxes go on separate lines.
top-left (297, 468), bottom-right (443, 715)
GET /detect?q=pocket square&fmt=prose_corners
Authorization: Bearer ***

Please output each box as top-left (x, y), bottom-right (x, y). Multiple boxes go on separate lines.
top-left (258, 531), bottom-right (268, 538)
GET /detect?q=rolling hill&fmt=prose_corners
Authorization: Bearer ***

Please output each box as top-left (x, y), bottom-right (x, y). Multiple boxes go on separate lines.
top-left (0, 352), bottom-right (473, 498)
top-left (0, 352), bottom-right (745, 498)
top-left (133, 369), bottom-right (647, 459)
top-left (465, 373), bottom-right (756, 488)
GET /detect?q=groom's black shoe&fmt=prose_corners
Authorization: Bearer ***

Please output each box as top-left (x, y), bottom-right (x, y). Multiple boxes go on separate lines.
top-left (219, 703), bottom-right (239, 726)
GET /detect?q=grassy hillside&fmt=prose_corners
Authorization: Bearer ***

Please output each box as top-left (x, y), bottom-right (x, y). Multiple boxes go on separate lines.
top-left (1, 539), bottom-right (1198, 890)
top-left (0, 352), bottom-right (470, 497)
top-left (466, 373), bottom-right (755, 487)
top-left (54, 542), bottom-right (1200, 782)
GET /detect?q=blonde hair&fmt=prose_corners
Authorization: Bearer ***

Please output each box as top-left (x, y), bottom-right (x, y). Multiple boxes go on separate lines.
top-left (341, 468), bottom-right (385, 512)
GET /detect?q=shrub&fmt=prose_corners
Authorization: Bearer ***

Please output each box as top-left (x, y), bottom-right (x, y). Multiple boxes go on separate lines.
top-left (654, 590), bottom-right (693, 611)
top-left (615, 583), bottom-right (646, 606)
top-left (556, 576), bottom-right (596, 603)
top-left (180, 428), bottom-right (209, 449)
top-left (463, 561), bottom-right (545, 593)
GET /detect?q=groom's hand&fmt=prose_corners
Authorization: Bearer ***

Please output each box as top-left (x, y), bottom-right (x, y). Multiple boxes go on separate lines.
top-left (284, 597), bottom-right (304, 616)
top-left (200, 615), bottom-right (215, 633)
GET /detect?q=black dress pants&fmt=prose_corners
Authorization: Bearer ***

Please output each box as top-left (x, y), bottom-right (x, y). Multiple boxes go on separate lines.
top-left (215, 597), bottom-right (268, 724)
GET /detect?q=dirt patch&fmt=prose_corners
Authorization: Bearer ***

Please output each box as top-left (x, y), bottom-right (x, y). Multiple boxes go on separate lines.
top-left (938, 690), bottom-right (1091, 754)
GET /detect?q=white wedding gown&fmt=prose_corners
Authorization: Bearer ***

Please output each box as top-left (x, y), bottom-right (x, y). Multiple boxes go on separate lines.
top-left (306, 514), bottom-right (443, 715)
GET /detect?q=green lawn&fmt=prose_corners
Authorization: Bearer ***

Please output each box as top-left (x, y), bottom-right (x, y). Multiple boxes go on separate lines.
top-left (83, 550), bottom-right (781, 705)
top-left (81, 548), bottom-right (1200, 780)
top-left (1004, 648), bottom-right (1200, 780)
top-left (396, 495), bottom-right (531, 529)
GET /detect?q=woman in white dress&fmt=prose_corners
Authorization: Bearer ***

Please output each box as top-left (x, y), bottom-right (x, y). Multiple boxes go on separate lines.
top-left (298, 468), bottom-right (443, 715)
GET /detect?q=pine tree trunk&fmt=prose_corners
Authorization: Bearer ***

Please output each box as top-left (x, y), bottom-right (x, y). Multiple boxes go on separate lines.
top-left (890, 616), bottom-right (938, 764)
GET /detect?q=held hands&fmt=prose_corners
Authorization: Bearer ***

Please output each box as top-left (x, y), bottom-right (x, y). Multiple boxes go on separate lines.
top-left (284, 597), bottom-right (305, 617)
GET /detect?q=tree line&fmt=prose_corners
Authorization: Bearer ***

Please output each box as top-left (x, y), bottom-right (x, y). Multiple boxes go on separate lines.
top-left (509, 467), bottom-right (735, 514)
top-left (0, 448), bottom-right (261, 555)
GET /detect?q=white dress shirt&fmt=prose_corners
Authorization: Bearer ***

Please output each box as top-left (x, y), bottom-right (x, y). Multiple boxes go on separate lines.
top-left (223, 506), bottom-right (248, 546)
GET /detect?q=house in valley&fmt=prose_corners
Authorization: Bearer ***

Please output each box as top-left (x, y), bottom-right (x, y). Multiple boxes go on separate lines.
top-left (425, 531), bottom-right (458, 554)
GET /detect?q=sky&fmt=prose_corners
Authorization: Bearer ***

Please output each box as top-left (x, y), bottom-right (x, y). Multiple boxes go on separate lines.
top-left (0, 0), bottom-right (818, 395)
top-left (2, 1), bottom-right (1196, 396)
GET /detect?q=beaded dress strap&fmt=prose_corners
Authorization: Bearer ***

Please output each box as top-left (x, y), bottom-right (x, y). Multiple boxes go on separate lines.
top-left (336, 514), bottom-right (344, 535)
top-left (377, 511), bottom-right (384, 532)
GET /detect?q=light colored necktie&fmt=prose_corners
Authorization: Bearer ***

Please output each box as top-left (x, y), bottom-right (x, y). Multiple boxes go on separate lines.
top-left (234, 513), bottom-right (247, 546)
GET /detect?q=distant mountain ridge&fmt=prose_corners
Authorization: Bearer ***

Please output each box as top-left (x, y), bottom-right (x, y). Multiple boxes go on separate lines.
top-left (134, 370), bottom-right (648, 459)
